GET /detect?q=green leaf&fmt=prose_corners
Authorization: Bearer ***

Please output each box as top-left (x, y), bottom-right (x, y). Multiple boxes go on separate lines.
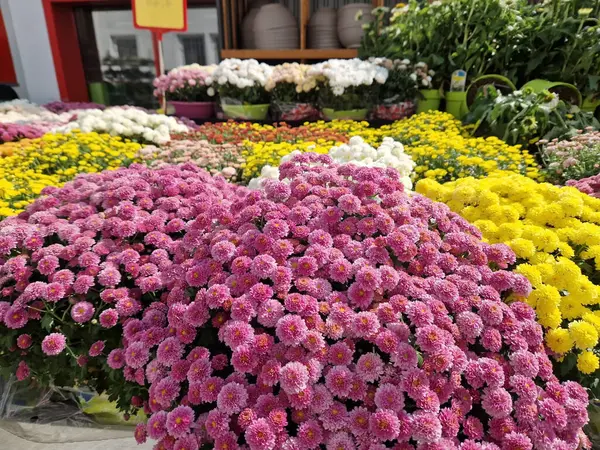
top-left (560, 353), bottom-right (578, 378)
top-left (41, 314), bottom-right (54, 332)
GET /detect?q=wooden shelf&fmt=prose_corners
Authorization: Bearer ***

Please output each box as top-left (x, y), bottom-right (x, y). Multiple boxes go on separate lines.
top-left (220, 48), bottom-right (359, 60)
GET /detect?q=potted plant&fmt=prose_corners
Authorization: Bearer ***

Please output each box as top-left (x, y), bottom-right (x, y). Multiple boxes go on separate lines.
top-left (465, 75), bottom-right (517, 109)
top-left (265, 63), bottom-right (318, 121)
top-left (369, 58), bottom-right (427, 120)
top-left (212, 58), bottom-right (273, 120)
top-left (309, 59), bottom-right (388, 120)
top-left (465, 86), bottom-right (599, 149)
top-left (522, 79), bottom-right (583, 106)
top-left (153, 65), bottom-right (217, 120)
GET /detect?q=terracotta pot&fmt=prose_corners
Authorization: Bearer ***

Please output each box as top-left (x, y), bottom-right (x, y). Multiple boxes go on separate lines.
top-left (308, 8), bottom-right (340, 49)
top-left (337, 3), bottom-right (373, 48)
top-left (254, 4), bottom-right (299, 49)
top-left (168, 101), bottom-right (215, 119)
top-left (241, 8), bottom-right (261, 48)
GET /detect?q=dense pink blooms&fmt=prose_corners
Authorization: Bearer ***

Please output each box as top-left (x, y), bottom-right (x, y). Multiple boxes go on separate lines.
top-left (567, 172), bottom-right (600, 198)
top-left (0, 156), bottom-right (591, 450)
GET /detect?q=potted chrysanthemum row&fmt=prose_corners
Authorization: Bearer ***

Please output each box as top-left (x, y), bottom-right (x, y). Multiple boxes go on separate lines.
top-left (153, 64), bottom-right (217, 120)
top-left (154, 59), bottom-right (435, 122)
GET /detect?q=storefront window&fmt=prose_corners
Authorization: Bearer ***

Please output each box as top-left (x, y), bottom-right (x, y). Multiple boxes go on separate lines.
top-left (75, 5), bottom-right (219, 108)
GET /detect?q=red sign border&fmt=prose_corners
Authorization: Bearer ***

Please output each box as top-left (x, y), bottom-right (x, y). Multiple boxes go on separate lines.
top-left (132, 0), bottom-right (188, 33)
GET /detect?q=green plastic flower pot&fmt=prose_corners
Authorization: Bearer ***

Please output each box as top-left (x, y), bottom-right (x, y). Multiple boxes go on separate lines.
top-left (582, 95), bottom-right (600, 119)
top-left (445, 91), bottom-right (468, 119)
top-left (521, 79), bottom-right (582, 106)
top-left (466, 75), bottom-right (516, 108)
top-left (416, 89), bottom-right (441, 113)
top-left (221, 103), bottom-right (270, 120)
top-left (322, 108), bottom-right (368, 121)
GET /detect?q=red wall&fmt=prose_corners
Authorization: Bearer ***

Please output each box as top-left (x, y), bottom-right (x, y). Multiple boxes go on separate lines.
top-left (0, 8), bottom-right (17, 84)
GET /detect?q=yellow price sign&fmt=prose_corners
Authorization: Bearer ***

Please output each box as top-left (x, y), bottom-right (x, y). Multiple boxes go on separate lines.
top-left (132, 0), bottom-right (188, 32)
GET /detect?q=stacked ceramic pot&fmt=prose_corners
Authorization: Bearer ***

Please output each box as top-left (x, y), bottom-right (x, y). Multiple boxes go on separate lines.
top-left (337, 3), bottom-right (373, 49)
top-left (254, 3), bottom-right (299, 49)
top-left (308, 8), bottom-right (340, 49)
top-left (241, 0), bottom-right (272, 49)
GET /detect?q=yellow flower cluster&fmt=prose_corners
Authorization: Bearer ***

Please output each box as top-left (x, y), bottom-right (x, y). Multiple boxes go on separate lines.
top-left (0, 132), bottom-right (141, 218)
top-left (384, 112), bottom-right (539, 182)
top-left (236, 113), bottom-right (539, 183)
top-left (417, 173), bottom-right (600, 375)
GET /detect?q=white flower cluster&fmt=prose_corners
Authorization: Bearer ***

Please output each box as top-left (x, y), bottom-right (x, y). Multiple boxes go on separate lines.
top-left (248, 135), bottom-right (415, 190)
top-left (308, 59), bottom-right (388, 96)
top-left (330, 136), bottom-right (415, 188)
top-left (0, 100), bottom-right (71, 124)
top-left (56, 107), bottom-right (189, 144)
top-left (169, 63), bottom-right (217, 75)
top-left (212, 59), bottom-right (273, 89)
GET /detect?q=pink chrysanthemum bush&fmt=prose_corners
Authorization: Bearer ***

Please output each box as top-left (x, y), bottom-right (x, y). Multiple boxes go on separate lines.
top-left (0, 163), bottom-right (247, 404)
top-left (108, 155), bottom-right (590, 450)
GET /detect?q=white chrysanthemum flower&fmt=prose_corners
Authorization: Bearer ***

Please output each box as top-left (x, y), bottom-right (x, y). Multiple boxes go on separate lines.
top-left (54, 107), bottom-right (188, 144)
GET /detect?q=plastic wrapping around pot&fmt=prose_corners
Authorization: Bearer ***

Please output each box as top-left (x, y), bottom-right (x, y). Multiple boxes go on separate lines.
top-left (521, 79), bottom-right (582, 106)
top-left (0, 376), bottom-right (144, 444)
top-left (584, 400), bottom-right (600, 449)
top-left (372, 102), bottom-right (415, 120)
top-left (168, 101), bottom-right (215, 120)
top-left (272, 102), bottom-right (319, 121)
top-left (416, 89), bottom-right (441, 113)
top-left (445, 92), bottom-right (468, 119)
top-left (322, 108), bottom-right (368, 121)
top-left (220, 100), bottom-right (270, 120)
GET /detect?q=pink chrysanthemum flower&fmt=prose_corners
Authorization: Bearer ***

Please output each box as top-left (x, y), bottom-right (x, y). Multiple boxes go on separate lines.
top-left (107, 348), bottom-right (125, 369)
top-left (374, 383), bottom-right (404, 412)
top-left (369, 409), bottom-right (400, 441)
top-left (355, 352), bottom-right (384, 382)
top-left (481, 387), bottom-right (513, 418)
top-left (16, 334), bottom-right (32, 349)
top-left (157, 337), bottom-right (184, 367)
top-left (411, 411), bottom-right (442, 443)
top-left (88, 340), bottom-right (105, 357)
top-left (245, 418), bottom-right (276, 450)
top-left (297, 419), bottom-right (323, 449)
top-left (99, 308), bottom-right (118, 328)
top-left (217, 381), bottom-right (248, 414)
top-left (166, 405), bottom-right (195, 438)
top-left (325, 365), bottom-right (353, 398)
top-left (276, 314), bottom-right (308, 346)
top-left (16, 360), bottom-right (30, 381)
top-left (125, 341), bottom-right (150, 368)
top-left (41, 332), bottom-right (67, 356)
top-left (279, 361), bottom-right (309, 395)
top-left (70, 301), bottom-right (95, 323)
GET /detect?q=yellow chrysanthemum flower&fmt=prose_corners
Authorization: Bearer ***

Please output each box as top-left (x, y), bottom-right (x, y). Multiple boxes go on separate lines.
top-left (577, 351), bottom-right (600, 374)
